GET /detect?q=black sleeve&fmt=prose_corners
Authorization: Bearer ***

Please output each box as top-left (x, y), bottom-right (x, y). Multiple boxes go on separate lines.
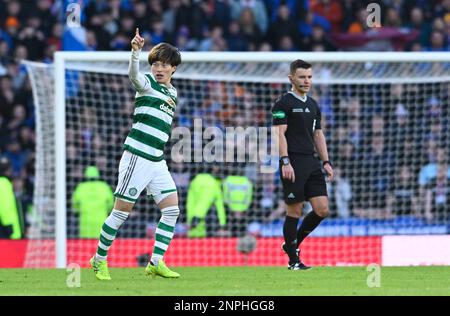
top-left (315, 102), bottom-right (322, 130)
top-left (271, 97), bottom-right (289, 125)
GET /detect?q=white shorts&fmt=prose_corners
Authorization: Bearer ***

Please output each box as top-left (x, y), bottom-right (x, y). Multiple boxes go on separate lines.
top-left (114, 151), bottom-right (177, 204)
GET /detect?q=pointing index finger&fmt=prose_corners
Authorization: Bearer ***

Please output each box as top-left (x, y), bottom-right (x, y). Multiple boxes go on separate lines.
top-left (136, 28), bottom-right (140, 37)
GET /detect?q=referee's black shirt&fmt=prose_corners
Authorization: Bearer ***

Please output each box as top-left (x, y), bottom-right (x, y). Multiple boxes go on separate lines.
top-left (271, 91), bottom-right (322, 155)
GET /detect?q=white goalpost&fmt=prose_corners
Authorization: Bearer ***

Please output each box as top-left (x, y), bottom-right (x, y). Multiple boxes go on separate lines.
top-left (24, 52), bottom-right (450, 268)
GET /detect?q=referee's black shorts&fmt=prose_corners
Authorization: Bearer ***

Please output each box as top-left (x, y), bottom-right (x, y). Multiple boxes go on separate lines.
top-left (280, 153), bottom-right (327, 204)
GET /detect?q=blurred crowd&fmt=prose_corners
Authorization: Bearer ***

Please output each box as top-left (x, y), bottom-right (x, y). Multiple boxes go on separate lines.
top-left (0, 0), bottom-right (449, 238)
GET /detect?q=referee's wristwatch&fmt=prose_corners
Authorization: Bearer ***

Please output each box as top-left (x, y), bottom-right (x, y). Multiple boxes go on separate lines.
top-left (323, 160), bottom-right (332, 168)
top-left (280, 156), bottom-right (290, 166)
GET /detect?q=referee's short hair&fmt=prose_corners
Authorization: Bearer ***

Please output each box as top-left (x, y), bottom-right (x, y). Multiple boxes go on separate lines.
top-left (290, 59), bottom-right (312, 74)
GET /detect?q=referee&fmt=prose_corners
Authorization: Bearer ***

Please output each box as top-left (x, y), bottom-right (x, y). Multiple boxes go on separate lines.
top-left (272, 59), bottom-right (334, 270)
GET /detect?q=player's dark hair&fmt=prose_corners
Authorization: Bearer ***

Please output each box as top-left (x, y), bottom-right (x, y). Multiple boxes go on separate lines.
top-left (148, 43), bottom-right (181, 68)
top-left (290, 59), bottom-right (312, 74)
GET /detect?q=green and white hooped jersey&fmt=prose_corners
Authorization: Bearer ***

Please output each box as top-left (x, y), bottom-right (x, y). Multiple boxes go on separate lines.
top-left (124, 73), bottom-right (177, 161)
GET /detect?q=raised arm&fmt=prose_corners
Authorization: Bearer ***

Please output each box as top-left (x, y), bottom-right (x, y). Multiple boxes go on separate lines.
top-left (128, 28), bottom-right (150, 92)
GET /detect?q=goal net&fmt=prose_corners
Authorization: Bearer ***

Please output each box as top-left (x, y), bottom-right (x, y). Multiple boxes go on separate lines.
top-left (24, 52), bottom-right (450, 268)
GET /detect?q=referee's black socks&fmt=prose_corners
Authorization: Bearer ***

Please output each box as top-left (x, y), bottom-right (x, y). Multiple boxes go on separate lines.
top-left (283, 215), bottom-right (299, 263)
top-left (296, 211), bottom-right (324, 247)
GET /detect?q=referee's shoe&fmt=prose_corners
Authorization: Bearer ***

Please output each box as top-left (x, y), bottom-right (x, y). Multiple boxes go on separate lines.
top-left (281, 243), bottom-right (311, 270)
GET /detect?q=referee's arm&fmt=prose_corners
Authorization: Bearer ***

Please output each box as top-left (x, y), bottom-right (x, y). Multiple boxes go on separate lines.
top-left (277, 124), bottom-right (295, 183)
top-left (313, 129), bottom-right (334, 182)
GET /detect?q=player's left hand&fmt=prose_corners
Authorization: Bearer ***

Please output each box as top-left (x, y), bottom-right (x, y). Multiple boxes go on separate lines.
top-left (324, 164), bottom-right (334, 182)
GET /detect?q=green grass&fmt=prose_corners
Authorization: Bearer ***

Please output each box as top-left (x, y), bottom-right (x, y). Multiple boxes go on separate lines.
top-left (0, 266), bottom-right (449, 296)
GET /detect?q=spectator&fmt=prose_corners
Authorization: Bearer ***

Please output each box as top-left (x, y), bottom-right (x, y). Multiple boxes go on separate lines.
top-left (0, 40), bottom-right (10, 69)
top-left (230, 0), bottom-right (269, 34)
top-left (299, 10), bottom-right (331, 40)
top-left (0, 75), bottom-right (15, 120)
top-left (371, 114), bottom-right (384, 136)
top-left (16, 15), bottom-right (46, 61)
top-left (162, 0), bottom-right (181, 35)
top-left (18, 126), bottom-right (34, 153)
top-left (277, 35), bottom-right (296, 52)
top-left (143, 0), bottom-right (161, 16)
top-left (265, 5), bottom-right (299, 50)
top-left (264, 0), bottom-right (299, 22)
top-left (85, 31), bottom-right (98, 51)
top-left (406, 40), bottom-right (424, 51)
top-left (4, 138), bottom-right (27, 177)
top-left (46, 23), bottom-right (63, 51)
top-left (310, 0), bottom-right (344, 33)
top-left (359, 133), bottom-right (394, 219)
top-left (119, 13), bottom-right (136, 39)
top-left (35, 0), bottom-right (56, 35)
top-left (238, 8), bottom-right (263, 51)
top-left (347, 7), bottom-right (370, 33)
top-left (199, 26), bottom-right (226, 51)
top-left (12, 176), bottom-right (31, 237)
top-left (225, 21), bottom-right (248, 51)
top-left (173, 25), bottom-right (198, 51)
top-left (335, 139), bottom-right (358, 185)
top-left (179, 0), bottom-right (210, 40)
top-left (0, 157), bottom-right (22, 239)
top-left (340, 0), bottom-right (360, 31)
top-left (418, 148), bottom-right (450, 190)
top-left (210, 0), bottom-right (232, 30)
top-left (186, 169), bottom-right (227, 237)
top-left (329, 166), bottom-right (352, 218)
top-left (426, 31), bottom-right (448, 51)
top-left (6, 104), bottom-right (27, 132)
top-left (86, 12), bottom-right (113, 50)
top-left (223, 174), bottom-right (253, 237)
top-left (72, 166), bottom-right (114, 238)
top-left (5, 0), bottom-right (23, 21)
top-left (445, 13), bottom-right (450, 45)
top-left (431, 17), bottom-right (446, 34)
top-left (4, 16), bottom-right (20, 41)
top-left (303, 24), bottom-right (336, 51)
top-left (347, 115), bottom-right (363, 152)
top-left (148, 17), bottom-right (169, 45)
top-left (258, 41), bottom-right (272, 51)
top-left (387, 165), bottom-right (419, 218)
top-left (424, 163), bottom-right (450, 222)
top-left (384, 6), bottom-right (402, 27)
top-left (405, 7), bottom-right (431, 46)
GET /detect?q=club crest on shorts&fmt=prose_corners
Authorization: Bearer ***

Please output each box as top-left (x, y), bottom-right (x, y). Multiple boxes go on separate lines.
top-left (129, 187), bottom-right (138, 196)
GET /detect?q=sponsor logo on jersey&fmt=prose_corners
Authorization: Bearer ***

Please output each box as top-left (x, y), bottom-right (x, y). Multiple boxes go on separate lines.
top-left (288, 193), bottom-right (296, 198)
top-left (305, 108), bottom-right (310, 113)
top-left (160, 103), bottom-right (174, 116)
top-left (293, 108), bottom-right (304, 113)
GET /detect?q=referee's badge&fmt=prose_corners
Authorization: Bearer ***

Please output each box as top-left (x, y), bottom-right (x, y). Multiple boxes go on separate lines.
top-left (273, 111), bottom-right (285, 118)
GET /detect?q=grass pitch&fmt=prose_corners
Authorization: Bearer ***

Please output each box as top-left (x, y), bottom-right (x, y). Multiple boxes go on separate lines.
top-left (0, 266), bottom-right (449, 296)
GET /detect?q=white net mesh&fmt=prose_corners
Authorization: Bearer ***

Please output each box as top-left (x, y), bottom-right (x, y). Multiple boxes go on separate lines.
top-left (24, 54), bottom-right (450, 267)
top-left (23, 62), bottom-right (56, 268)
